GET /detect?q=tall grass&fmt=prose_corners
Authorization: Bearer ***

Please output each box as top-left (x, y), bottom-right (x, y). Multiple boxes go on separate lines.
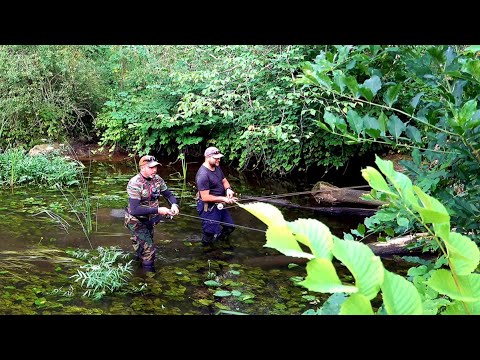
top-left (0, 145), bottom-right (97, 248)
top-left (0, 147), bottom-right (81, 188)
top-left (55, 146), bottom-right (96, 248)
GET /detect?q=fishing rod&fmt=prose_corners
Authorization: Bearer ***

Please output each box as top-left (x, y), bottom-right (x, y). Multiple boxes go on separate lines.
top-left (232, 184), bottom-right (371, 203)
top-left (221, 184), bottom-right (372, 209)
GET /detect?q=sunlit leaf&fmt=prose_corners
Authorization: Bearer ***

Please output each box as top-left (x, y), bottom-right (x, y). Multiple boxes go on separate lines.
top-left (426, 269), bottom-right (480, 302)
top-left (444, 232), bottom-right (480, 275)
top-left (287, 218), bottom-right (333, 260)
top-left (265, 226), bottom-right (313, 259)
top-left (412, 186), bottom-right (450, 224)
top-left (332, 238), bottom-right (384, 300)
top-left (339, 293), bottom-right (374, 315)
top-left (238, 202), bottom-right (286, 228)
top-left (361, 166), bottom-right (396, 196)
top-left (443, 300), bottom-right (480, 315)
top-left (299, 258), bottom-right (358, 294)
top-left (382, 270), bottom-right (422, 314)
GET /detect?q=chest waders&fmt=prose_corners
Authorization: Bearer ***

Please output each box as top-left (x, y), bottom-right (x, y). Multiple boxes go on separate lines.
top-left (196, 199), bottom-right (235, 245)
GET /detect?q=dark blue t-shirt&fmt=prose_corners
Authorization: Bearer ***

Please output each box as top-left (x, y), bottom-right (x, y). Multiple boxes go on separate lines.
top-left (195, 165), bottom-right (226, 199)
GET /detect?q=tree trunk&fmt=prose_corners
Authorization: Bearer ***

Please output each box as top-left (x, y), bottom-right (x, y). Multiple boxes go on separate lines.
top-left (242, 196), bottom-right (377, 217)
top-left (367, 233), bottom-right (425, 256)
top-left (312, 182), bottom-right (384, 207)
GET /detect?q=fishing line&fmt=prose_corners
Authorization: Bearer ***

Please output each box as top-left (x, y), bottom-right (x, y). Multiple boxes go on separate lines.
top-left (175, 184), bottom-right (370, 231)
top-left (176, 213), bottom-right (266, 233)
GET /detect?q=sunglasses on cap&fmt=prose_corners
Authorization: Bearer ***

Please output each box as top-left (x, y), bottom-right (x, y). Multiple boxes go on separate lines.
top-left (209, 151), bottom-right (220, 155)
top-left (144, 156), bottom-right (156, 161)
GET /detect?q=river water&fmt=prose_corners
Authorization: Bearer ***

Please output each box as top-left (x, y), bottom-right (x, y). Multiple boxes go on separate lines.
top-left (0, 157), bottom-right (368, 315)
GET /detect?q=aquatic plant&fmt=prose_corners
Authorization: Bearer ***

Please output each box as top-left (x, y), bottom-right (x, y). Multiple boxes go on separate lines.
top-left (0, 147), bottom-right (81, 188)
top-left (68, 246), bottom-right (133, 300)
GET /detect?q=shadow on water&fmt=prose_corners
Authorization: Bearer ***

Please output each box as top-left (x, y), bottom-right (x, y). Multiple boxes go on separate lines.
top-left (0, 158), bottom-right (370, 315)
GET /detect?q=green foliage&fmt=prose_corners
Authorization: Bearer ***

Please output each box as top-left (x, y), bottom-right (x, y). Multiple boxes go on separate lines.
top-left (0, 45), bottom-right (108, 148)
top-left (298, 45), bottom-right (480, 243)
top-left (238, 157), bottom-right (480, 314)
top-left (67, 246), bottom-right (133, 300)
top-left (95, 45), bottom-right (356, 176)
top-left (0, 148), bottom-right (81, 188)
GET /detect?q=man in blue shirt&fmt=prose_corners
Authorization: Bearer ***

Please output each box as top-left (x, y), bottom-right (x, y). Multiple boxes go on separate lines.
top-left (195, 147), bottom-right (237, 245)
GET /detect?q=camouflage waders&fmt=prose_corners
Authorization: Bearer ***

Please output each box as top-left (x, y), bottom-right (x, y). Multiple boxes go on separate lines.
top-left (124, 212), bottom-right (157, 267)
top-left (126, 173), bottom-right (169, 269)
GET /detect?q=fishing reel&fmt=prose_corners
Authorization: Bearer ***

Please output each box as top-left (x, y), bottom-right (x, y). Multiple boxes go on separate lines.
top-left (216, 203), bottom-right (225, 210)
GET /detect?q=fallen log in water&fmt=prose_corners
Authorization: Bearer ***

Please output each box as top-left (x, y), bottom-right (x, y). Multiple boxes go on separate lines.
top-left (242, 196), bottom-right (377, 217)
top-left (312, 181), bottom-right (384, 207)
top-left (244, 234), bottom-right (424, 269)
top-left (367, 233), bottom-right (425, 256)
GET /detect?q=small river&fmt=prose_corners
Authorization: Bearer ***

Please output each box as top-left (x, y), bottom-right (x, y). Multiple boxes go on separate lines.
top-left (0, 157), bottom-right (370, 315)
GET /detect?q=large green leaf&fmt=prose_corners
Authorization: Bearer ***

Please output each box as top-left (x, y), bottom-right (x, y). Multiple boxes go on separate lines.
top-left (410, 92), bottom-right (424, 110)
top-left (383, 84), bottom-right (402, 107)
top-left (362, 75), bottom-right (382, 97)
top-left (405, 125), bottom-right (422, 143)
top-left (238, 202), bottom-right (286, 228)
top-left (426, 269), bottom-right (480, 302)
top-left (313, 72), bottom-right (332, 90)
top-left (299, 258), bottom-right (358, 294)
top-left (381, 270), bottom-right (423, 315)
top-left (361, 166), bottom-right (397, 197)
top-left (412, 186), bottom-right (450, 224)
top-left (265, 226), bottom-right (313, 259)
top-left (374, 156), bottom-right (415, 201)
top-left (433, 222), bottom-right (450, 242)
top-left (443, 300), bottom-right (480, 315)
top-left (359, 87), bottom-right (374, 101)
top-left (387, 114), bottom-right (406, 140)
top-left (323, 111), bottom-right (346, 132)
top-left (346, 110), bottom-right (364, 135)
top-left (344, 76), bottom-right (359, 98)
top-left (374, 155), bottom-right (395, 179)
top-left (378, 112), bottom-right (388, 136)
top-left (444, 232), bottom-right (480, 276)
top-left (239, 202), bottom-right (312, 257)
top-left (339, 293), bottom-right (374, 315)
top-left (287, 218), bottom-right (333, 260)
top-left (363, 115), bottom-right (381, 139)
top-left (462, 59), bottom-right (480, 82)
top-left (332, 238), bottom-right (384, 300)
top-left (458, 99), bottom-right (477, 127)
top-left (332, 70), bottom-right (346, 93)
